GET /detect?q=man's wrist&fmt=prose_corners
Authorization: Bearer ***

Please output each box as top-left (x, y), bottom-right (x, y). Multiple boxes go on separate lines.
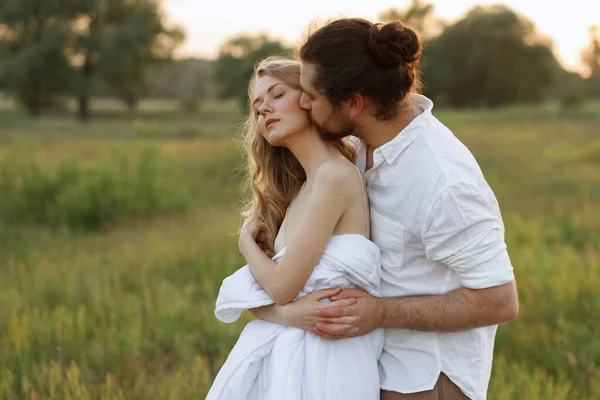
top-left (375, 298), bottom-right (387, 328)
top-left (376, 297), bottom-right (393, 329)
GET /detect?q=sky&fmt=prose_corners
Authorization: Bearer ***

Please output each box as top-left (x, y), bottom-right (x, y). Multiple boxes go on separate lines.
top-left (163, 0), bottom-right (599, 73)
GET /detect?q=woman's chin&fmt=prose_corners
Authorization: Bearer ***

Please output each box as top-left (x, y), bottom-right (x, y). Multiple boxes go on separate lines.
top-left (266, 131), bottom-right (289, 147)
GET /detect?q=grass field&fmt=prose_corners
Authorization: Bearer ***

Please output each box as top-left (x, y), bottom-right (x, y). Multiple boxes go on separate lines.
top-left (0, 98), bottom-right (599, 399)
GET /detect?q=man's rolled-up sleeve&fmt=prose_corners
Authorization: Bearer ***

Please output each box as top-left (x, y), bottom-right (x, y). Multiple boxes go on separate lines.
top-left (421, 182), bottom-right (515, 289)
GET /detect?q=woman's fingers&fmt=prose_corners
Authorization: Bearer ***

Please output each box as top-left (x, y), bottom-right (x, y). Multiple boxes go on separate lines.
top-left (315, 303), bottom-right (358, 318)
top-left (319, 316), bottom-right (360, 325)
top-left (309, 287), bottom-right (342, 301)
top-left (256, 231), bottom-right (267, 243)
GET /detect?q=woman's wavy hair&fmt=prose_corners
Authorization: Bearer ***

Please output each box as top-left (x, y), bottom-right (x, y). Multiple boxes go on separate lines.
top-left (240, 56), bottom-right (356, 256)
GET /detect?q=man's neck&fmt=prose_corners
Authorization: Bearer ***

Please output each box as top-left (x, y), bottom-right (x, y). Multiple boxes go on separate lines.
top-left (357, 99), bottom-right (423, 150)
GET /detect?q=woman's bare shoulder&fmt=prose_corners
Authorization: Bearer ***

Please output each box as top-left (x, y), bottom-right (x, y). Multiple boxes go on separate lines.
top-left (314, 158), bottom-right (365, 203)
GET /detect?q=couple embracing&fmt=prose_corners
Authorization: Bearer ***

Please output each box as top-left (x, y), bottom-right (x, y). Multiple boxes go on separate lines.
top-left (207, 17), bottom-right (518, 400)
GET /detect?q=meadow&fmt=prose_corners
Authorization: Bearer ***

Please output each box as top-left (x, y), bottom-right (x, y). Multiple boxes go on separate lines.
top-left (0, 98), bottom-right (599, 399)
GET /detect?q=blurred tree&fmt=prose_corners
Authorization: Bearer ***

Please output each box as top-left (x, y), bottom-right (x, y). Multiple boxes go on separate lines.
top-left (0, 0), bottom-right (85, 116)
top-left (378, 0), bottom-right (444, 42)
top-left (582, 25), bottom-right (600, 98)
top-left (72, 0), bottom-right (184, 120)
top-left (214, 34), bottom-right (292, 106)
top-left (68, 1), bottom-right (101, 122)
top-left (551, 69), bottom-right (586, 110)
top-left (147, 58), bottom-right (214, 100)
top-left (421, 5), bottom-right (562, 108)
top-left (0, 0), bottom-right (182, 120)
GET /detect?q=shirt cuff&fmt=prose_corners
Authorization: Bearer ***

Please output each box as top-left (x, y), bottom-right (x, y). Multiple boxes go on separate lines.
top-left (459, 251), bottom-right (515, 289)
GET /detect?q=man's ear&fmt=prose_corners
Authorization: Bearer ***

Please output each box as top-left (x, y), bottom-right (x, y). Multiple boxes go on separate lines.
top-left (346, 93), bottom-right (364, 118)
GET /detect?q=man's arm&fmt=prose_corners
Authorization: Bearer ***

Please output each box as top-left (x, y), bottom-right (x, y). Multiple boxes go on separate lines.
top-left (311, 281), bottom-right (517, 338)
top-left (312, 182), bottom-right (519, 338)
top-left (381, 280), bottom-right (518, 331)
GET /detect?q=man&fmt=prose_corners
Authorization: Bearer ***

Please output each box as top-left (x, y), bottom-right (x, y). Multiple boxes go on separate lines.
top-left (251, 18), bottom-right (518, 400)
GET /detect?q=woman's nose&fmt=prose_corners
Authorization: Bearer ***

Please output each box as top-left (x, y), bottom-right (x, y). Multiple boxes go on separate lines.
top-left (259, 100), bottom-right (272, 115)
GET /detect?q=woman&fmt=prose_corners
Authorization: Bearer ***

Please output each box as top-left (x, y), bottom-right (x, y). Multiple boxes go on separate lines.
top-left (206, 57), bottom-right (384, 400)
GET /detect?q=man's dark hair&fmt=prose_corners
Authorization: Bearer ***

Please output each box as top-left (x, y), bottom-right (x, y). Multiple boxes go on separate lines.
top-left (300, 18), bottom-right (423, 120)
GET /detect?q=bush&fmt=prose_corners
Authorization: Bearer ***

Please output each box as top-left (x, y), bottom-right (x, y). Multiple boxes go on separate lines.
top-left (133, 119), bottom-right (160, 138)
top-left (0, 149), bottom-right (185, 230)
top-left (179, 97), bottom-right (200, 113)
top-left (561, 91), bottom-right (585, 109)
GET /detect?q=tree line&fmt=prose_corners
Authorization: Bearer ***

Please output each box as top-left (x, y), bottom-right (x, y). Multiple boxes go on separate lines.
top-left (214, 1), bottom-right (600, 109)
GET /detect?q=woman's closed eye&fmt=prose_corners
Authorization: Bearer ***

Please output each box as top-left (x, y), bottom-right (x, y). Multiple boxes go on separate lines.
top-left (255, 93), bottom-right (285, 116)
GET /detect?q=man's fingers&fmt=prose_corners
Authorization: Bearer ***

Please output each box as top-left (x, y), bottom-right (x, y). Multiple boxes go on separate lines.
top-left (315, 321), bottom-right (356, 336)
top-left (315, 304), bottom-right (359, 318)
top-left (310, 287), bottom-right (342, 301)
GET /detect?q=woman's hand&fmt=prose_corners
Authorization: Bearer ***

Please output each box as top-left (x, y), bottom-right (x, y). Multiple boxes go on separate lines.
top-left (241, 218), bottom-right (261, 239)
top-left (239, 218), bottom-right (264, 254)
top-left (250, 287), bottom-right (360, 331)
top-left (284, 288), bottom-right (360, 331)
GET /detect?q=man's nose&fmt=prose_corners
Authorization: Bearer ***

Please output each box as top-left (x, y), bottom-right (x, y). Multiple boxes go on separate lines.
top-left (300, 93), bottom-right (311, 110)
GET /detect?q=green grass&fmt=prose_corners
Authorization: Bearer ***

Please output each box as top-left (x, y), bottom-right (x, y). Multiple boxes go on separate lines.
top-left (0, 98), bottom-right (599, 399)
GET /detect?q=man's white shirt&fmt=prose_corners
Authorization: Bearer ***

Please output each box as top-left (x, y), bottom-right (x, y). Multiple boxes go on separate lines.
top-left (355, 95), bottom-right (515, 400)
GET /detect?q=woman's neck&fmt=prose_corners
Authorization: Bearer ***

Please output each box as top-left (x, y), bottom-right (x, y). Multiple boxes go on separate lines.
top-left (285, 128), bottom-right (338, 181)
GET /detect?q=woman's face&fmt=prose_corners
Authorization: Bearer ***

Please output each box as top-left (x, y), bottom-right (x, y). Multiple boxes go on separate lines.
top-left (252, 75), bottom-right (311, 146)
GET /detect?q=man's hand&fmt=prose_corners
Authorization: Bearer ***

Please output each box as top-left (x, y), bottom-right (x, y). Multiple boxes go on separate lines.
top-left (311, 282), bottom-right (519, 335)
top-left (284, 287), bottom-right (359, 330)
top-left (310, 288), bottom-right (383, 339)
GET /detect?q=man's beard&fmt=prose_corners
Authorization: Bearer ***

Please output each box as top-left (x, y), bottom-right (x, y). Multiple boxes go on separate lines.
top-left (310, 110), bottom-right (357, 141)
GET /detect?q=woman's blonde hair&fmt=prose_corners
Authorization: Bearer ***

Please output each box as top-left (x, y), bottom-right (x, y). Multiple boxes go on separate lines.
top-left (240, 56), bottom-right (356, 256)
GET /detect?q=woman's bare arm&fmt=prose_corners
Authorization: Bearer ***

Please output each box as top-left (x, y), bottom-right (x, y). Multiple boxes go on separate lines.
top-left (239, 162), bottom-right (352, 306)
